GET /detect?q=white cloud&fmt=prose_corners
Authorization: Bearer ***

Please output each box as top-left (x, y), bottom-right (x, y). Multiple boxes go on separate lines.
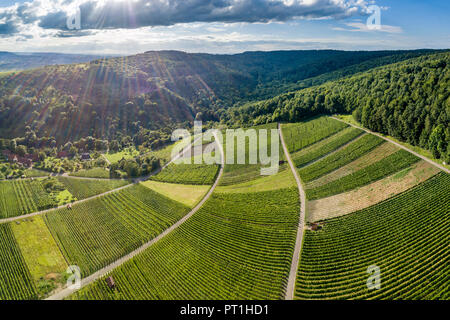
top-left (333, 22), bottom-right (403, 33)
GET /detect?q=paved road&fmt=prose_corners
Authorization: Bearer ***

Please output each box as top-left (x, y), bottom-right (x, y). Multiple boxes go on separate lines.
top-left (46, 132), bottom-right (224, 300)
top-left (331, 117), bottom-right (449, 174)
top-left (0, 137), bottom-right (203, 225)
top-left (279, 123), bottom-right (307, 301)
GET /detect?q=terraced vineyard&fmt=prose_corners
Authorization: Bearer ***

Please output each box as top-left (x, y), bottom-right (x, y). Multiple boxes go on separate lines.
top-left (306, 149), bottom-right (420, 200)
top-left (150, 163), bottom-right (219, 185)
top-left (298, 134), bottom-right (385, 182)
top-left (0, 179), bottom-right (54, 218)
top-left (295, 173), bottom-right (450, 300)
top-left (44, 184), bottom-right (190, 276)
top-left (291, 127), bottom-right (363, 168)
top-left (283, 116), bottom-right (348, 153)
top-left (69, 187), bottom-right (300, 300)
top-left (0, 224), bottom-right (37, 300)
top-left (56, 177), bottom-right (130, 199)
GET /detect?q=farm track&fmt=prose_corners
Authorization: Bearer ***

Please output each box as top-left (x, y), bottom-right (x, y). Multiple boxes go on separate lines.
top-left (279, 123), bottom-right (306, 301)
top-left (0, 137), bottom-right (203, 225)
top-left (331, 117), bottom-right (449, 174)
top-left (46, 132), bottom-right (224, 300)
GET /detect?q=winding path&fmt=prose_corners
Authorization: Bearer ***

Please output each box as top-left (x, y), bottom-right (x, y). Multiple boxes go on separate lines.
top-left (46, 132), bottom-right (224, 300)
top-left (279, 123), bottom-right (306, 301)
top-left (331, 117), bottom-right (449, 174)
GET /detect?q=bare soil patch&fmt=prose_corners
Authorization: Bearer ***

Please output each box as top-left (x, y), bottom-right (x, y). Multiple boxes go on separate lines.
top-left (307, 161), bottom-right (440, 222)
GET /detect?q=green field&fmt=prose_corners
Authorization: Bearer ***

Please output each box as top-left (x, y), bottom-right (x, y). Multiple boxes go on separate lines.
top-left (295, 173), bottom-right (449, 300)
top-left (306, 149), bottom-right (421, 200)
top-left (141, 181), bottom-right (210, 208)
top-left (0, 224), bottom-right (37, 300)
top-left (69, 188), bottom-right (300, 300)
top-left (298, 134), bottom-right (385, 182)
top-left (0, 179), bottom-right (55, 218)
top-left (282, 117), bottom-right (348, 153)
top-left (11, 216), bottom-right (68, 297)
top-left (69, 168), bottom-right (110, 179)
top-left (57, 177), bottom-right (129, 199)
top-left (150, 163), bottom-right (219, 185)
top-left (216, 168), bottom-right (295, 194)
top-left (103, 148), bottom-right (139, 163)
top-left (45, 184), bottom-right (190, 276)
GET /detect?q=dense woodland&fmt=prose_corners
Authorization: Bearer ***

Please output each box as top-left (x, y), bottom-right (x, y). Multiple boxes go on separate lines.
top-left (0, 49), bottom-right (438, 144)
top-left (226, 52), bottom-right (449, 162)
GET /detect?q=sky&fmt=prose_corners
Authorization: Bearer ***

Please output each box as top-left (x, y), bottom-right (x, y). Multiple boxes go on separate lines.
top-left (0, 0), bottom-right (449, 55)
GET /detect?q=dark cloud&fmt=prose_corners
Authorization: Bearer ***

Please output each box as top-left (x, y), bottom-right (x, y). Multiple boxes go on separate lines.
top-left (1, 0), bottom-right (371, 35)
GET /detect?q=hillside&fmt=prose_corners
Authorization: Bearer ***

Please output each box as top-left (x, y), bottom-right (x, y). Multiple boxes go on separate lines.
top-left (228, 52), bottom-right (450, 163)
top-left (0, 49), bottom-right (438, 143)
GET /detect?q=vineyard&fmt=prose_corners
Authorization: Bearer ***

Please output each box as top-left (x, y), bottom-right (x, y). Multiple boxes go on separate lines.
top-left (0, 179), bottom-right (54, 218)
top-left (295, 173), bottom-right (450, 300)
top-left (220, 123), bottom-right (284, 186)
top-left (56, 177), bottom-right (129, 199)
top-left (297, 134), bottom-right (385, 182)
top-left (150, 163), bottom-right (219, 185)
top-left (291, 127), bottom-right (363, 168)
top-left (69, 168), bottom-right (110, 179)
top-left (0, 224), bottom-right (37, 300)
top-left (306, 149), bottom-right (420, 200)
top-left (282, 117), bottom-right (348, 153)
top-left (69, 187), bottom-right (300, 300)
top-left (44, 184), bottom-right (190, 276)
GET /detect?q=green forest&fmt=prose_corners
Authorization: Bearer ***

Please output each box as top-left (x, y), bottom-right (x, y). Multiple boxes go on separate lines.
top-left (226, 52), bottom-right (449, 162)
top-left (0, 50), bottom-right (439, 143)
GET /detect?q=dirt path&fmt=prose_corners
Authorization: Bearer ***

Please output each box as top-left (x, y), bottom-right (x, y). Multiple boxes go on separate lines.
top-left (0, 137), bottom-right (203, 225)
top-left (279, 123), bottom-right (306, 301)
top-left (101, 154), bottom-right (111, 166)
top-left (331, 117), bottom-right (449, 174)
top-left (46, 132), bottom-right (224, 300)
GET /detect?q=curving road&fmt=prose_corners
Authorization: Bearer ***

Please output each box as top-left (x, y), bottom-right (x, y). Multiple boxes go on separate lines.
top-left (46, 132), bottom-right (224, 300)
top-left (279, 123), bottom-right (307, 301)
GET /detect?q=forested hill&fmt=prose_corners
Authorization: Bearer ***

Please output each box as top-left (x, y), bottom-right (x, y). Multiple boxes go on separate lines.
top-left (0, 49), bottom-right (438, 143)
top-left (226, 52), bottom-right (450, 162)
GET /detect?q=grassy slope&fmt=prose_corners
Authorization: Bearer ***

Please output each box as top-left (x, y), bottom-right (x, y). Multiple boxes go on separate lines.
top-left (140, 181), bottom-right (210, 208)
top-left (11, 216), bottom-right (68, 297)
